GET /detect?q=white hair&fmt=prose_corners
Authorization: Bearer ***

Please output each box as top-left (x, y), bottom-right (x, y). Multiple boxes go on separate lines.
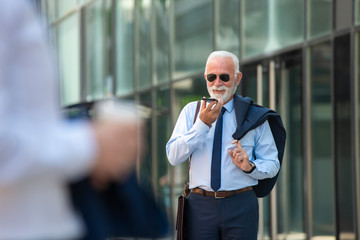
top-left (204, 50), bottom-right (240, 75)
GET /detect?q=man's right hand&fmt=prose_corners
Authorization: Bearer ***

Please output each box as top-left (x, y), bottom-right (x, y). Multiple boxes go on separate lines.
top-left (199, 98), bottom-right (224, 126)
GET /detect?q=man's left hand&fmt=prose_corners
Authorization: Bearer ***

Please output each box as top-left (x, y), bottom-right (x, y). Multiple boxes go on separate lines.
top-left (228, 140), bottom-right (253, 172)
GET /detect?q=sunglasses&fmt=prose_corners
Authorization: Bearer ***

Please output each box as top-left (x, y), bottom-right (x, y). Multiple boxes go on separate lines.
top-left (206, 73), bottom-right (230, 82)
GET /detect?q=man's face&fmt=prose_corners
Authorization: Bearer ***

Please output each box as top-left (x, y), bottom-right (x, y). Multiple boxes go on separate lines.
top-left (205, 57), bottom-right (242, 103)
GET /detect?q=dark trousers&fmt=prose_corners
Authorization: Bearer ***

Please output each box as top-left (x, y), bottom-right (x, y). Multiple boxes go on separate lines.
top-left (184, 190), bottom-right (258, 240)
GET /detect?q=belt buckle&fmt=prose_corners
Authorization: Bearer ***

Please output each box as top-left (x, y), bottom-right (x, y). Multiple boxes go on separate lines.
top-left (215, 192), bottom-right (225, 199)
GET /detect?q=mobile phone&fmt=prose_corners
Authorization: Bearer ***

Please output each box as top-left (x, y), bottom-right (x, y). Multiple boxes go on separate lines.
top-left (201, 97), bottom-right (218, 103)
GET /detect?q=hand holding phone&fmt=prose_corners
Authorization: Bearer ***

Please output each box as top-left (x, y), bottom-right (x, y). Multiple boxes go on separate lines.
top-left (201, 97), bottom-right (218, 103)
top-left (199, 97), bottom-right (223, 126)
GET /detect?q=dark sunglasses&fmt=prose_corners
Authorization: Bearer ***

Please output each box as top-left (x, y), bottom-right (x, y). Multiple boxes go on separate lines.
top-left (206, 73), bottom-right (230, 82)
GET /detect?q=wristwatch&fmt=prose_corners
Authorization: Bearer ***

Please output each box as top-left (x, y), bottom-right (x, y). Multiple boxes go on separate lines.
top-left (243, 161), bottom-right (256, 174)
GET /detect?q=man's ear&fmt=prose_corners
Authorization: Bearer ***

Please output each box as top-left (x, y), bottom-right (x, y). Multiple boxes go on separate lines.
top-left (236, 72), bottom-right (242, 85)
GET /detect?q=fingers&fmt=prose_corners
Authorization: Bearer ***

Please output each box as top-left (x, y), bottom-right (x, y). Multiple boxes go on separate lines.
top-left (229, 149), bottom-right (243, 159)
top-left (230, 139), bottom-right (247, 162)
top-left (201, 98), bottom-right (217, 114)
top-left (199, 98), bottom-right (223, 126)
top-left (232, 139), bottom-right (242, 149)
top-left (201, 98), bottom-right (207, 111)
top-left (212, 99), bottom-right (223, 111)
top-left (228, 149), bottom-right (234, 159)
top-left (236, 140), bottom-right (242, 149)
top-left (205, 100), bottom-right (218, 111)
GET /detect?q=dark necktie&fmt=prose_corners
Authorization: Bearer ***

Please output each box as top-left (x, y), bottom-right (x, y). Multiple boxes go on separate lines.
top-left (211, 107), bottom-right (226, 192)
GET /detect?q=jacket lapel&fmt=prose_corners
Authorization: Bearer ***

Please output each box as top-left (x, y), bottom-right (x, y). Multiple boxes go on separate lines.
top-left (232, 94), bottom-right (252, 139)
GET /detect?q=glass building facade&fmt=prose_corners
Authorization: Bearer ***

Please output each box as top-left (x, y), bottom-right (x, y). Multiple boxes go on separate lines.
top-left (39, 0), bottom-right (360, 239)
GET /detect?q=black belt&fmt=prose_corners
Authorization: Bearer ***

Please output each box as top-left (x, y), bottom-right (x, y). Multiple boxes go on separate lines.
top-left (191, 186), bottom-right (253, 198)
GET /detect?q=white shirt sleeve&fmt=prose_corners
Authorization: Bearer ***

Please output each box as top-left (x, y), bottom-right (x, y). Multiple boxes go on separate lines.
top-left (0, 0), bottom-right (97, 186)
top-left (166, 102), bottom-right (210, 166)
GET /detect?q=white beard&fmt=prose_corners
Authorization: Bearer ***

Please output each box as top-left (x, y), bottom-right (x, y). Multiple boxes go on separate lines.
top-left (207, 80), bottom-right (238, 103)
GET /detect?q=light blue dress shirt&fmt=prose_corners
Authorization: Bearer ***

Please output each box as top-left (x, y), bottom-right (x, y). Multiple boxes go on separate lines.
top-left (166, 98), bottom-right (280, 191)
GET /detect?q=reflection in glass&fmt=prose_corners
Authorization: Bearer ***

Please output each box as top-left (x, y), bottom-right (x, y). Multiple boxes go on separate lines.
top-left (334, 34), bottom-right (355, 239)
top-left (240, 64), bottom-right (268, 107)
top-left (310, 42), bottom-right (335, 237)
top-left (241, 64), bottom-right (269, 107)
top-left (261, 66), bottom-right (269, 108)
top-left (139, 92), bottom-right (153, 194)
top-left (42, 0), bottom-right (57, 23)
top-left (216, 0), bottom-right (240, 54)
top-left (173, 0), bottom-right (213, 77)
top-left (154, 0), bottom-right (170, 84)
top-left (155, 86), bottom-right (173, 228)
top-left (57, 0), bottom-right (77, 18)
top-left (275, 52), bottom-right (303, 239)
top-left (136, 0), bottom-right (152, 89)
top-left (241, 0), bottom-right (304, 59)
top-left (84, 1), bottom-right (105, 101)
top-left (58, 13), bottom-right (81, 106)
top-left (335, 0), bottom-right (352, 31)
top-left (116, 0), bottom-right (135, 96)
top-left (357, 0), bottom-right (360, 25)
top-left (357, 33), bottom-right (360, 234)
top-left (240, 65), bottom-right (258, 102)
top-left (307, 0), bottom-right (332, 39)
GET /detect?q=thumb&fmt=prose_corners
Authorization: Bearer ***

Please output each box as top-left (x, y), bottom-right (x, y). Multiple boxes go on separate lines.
top-left (236, 140), bottom-right (242, 149)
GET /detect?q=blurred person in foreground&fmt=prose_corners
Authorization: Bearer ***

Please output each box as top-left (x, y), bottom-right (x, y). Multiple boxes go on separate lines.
top-left (0, 0), bottom-right (142, 239)
top-left (166, 51), bottom-right (282, 239)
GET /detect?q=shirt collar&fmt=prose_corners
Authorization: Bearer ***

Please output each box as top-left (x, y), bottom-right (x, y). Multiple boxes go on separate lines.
top-left (223, 98), bottom-right (234, 113)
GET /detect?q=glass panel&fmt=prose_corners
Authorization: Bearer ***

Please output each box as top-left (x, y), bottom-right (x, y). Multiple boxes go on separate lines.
top-left (261, 65), bottom-right (269, 108)
top-left (42, 0), bottom-right (57, 23)
top-left (335, 0), bottom-right (352, 31)
top-left (240, 64), bottom-right (258, 102)
top-left (216, 0), bottom-right (240, 54)
top-left (135, 0), bottom-right (152, 89)
top-left (275, 52), bottom-right (304, 239)
top-left (241, 0), bottom-right (304, 59)
top-left (334, 34), bottom-right (355, 240)
top-left (357, 32), bottom-right (360, 236)
top-left (307, 0), bottom-right (332, 39)
top-left (357, 0), bottom-right (360, 25)
top-left (57, 0), bottom-right (77, 18)
top-left (155, 86), bottom-right (173, 227)
top-left (116, 0), bottom-right (135, 96)
top-left (84, 1), bottom-right (105, 101)
top-left (154, 0), bottom-right (170, 84)
top-left (173, 0), bottom-right (213, 77)
top-left (103, 0), bottom-right (115, 97)
top-left (58, 13), bottom-right (81, 106)
top-left (310, 42), bottom-right (335, 238)
top-left (138, 92), bottom-right (153, 192)
top-left (240, 64), bottom-right (269, 107)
